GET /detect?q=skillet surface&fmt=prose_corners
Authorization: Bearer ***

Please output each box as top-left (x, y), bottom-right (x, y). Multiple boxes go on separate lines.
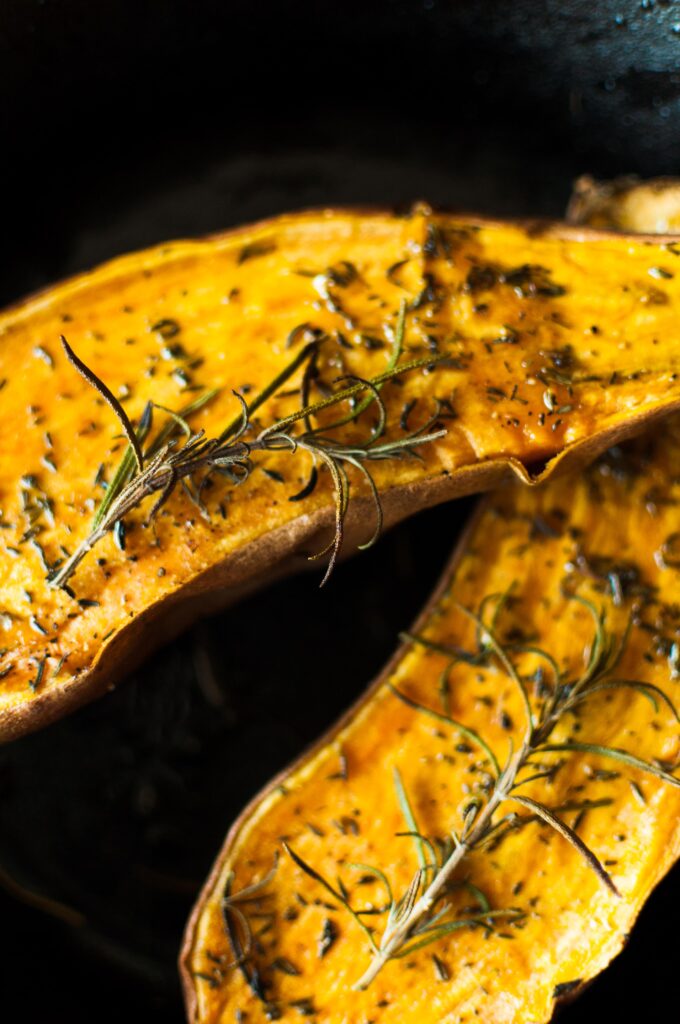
top-left (2, 3), bottom-right (680, 1020)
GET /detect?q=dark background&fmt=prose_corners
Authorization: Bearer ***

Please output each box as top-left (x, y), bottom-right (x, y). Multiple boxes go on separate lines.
top-left (1, 1), bottom-right (680, 1020)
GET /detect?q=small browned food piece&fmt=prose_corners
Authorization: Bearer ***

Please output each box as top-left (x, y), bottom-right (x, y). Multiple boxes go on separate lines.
top-left (568, 173), bottom-right (680, 233)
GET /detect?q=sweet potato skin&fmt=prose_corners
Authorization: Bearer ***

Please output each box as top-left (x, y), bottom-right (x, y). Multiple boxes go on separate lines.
top-left (3, 207), bottom-right (680, 739)
top-left (180, 419), bottom-right (680, 1024)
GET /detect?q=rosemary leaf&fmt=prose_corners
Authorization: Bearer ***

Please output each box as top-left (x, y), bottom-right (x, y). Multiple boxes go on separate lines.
top-left (92, 401), bottom-right (153, 530)
top-left (393, 767), bottom-right (429, 876)
top-left (61, 336), bottom-right (144, 471)
top-left (510, 794), bottom-right (620, 896)
top-left (540, 742), bottom-right (680, 787)
top-left (283, 843), bottom-right (378, 952)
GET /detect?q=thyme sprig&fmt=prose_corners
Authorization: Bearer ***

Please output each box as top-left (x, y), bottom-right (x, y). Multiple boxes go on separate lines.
top-left (289, 587), bottom-right (680, 989)
top-left (48, 312), bottom-right (445, 590)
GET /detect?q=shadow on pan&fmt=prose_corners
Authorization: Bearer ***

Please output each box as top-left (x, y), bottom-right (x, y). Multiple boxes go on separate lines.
top-left (1, 2), bottom-right (679, 1020)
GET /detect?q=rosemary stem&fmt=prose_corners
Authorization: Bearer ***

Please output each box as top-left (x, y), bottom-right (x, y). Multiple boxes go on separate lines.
top-left (352, 746), bottom-right (526, 990)
top-left (48, 528), bottom-right (107, 589)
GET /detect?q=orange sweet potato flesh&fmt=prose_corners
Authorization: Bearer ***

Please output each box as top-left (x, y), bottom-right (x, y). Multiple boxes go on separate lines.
top-left (181, 420), bottom-right (680, 1024)
top-left (3, 205), bottom-right (680, 739)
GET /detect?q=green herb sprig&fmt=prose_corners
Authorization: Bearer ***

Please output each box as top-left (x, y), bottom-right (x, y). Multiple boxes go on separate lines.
top-left (48, 306), bottom-right (446, 590)
top-left (286, 586), bottom-right (680, 989)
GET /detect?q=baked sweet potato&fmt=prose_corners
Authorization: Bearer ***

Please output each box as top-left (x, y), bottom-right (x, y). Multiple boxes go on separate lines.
top-left (181, 420), bottom-right (680, 1024)
top-left (3, 206), bottom-right (680, 739)
top-left (568, 174), bottom-right (680, 233)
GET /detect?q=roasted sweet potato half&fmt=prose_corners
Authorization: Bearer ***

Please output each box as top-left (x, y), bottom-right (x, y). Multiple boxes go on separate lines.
top-left (3, 206), bottom-right (680, 739)
top-left (181, 420), bottom-right (680, 1024)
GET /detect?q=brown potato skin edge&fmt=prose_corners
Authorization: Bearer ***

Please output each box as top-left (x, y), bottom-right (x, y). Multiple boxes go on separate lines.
top-left (3, 207), bottom-right (680, 745)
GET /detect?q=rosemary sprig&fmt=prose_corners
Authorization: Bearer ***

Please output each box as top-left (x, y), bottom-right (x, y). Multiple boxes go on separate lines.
top-left (291, 587), bottom-right (680, 989)
top-left (48, 322), bottom-right (446, 590)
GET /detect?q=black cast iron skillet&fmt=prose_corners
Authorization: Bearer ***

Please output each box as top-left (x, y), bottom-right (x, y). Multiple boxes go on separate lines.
top-left (1, 2), bottom-right (679, 1021)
